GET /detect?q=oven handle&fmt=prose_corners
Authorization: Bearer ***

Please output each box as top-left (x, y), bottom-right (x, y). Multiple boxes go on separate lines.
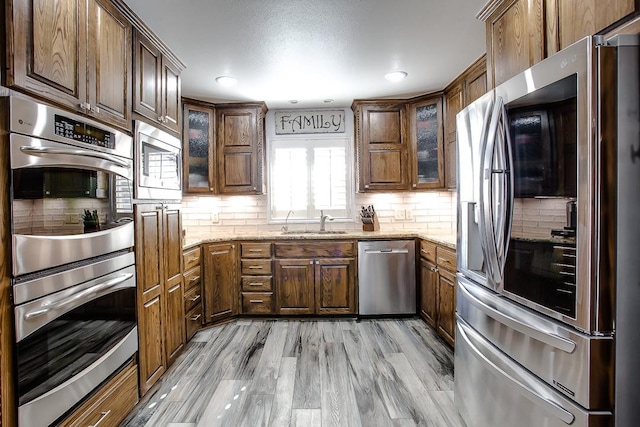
top-left (20, 146), bottom-right (131, 169)
top-left (24, 273), bottom-right (134, 320)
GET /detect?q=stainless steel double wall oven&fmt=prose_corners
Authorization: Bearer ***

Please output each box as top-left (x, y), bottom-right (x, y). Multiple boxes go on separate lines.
top-left (6, 96), bottom-right (138, 427)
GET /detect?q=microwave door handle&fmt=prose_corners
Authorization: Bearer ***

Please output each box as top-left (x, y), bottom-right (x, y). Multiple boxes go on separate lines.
top-left (20, 146), bottom-right (131, 169)
top-left (480, 98), bottom-right (502, 286)
top-left (457, 320), bottom-right (576, 425)
top-left (23, 273), bottom-right (134, 320)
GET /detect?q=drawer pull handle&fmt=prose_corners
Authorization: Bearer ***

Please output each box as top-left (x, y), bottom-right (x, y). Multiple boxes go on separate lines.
top-left (249, 283), bottom-right (263, 286)
top-left (248, 266), bottom-right (263, 269)
top-left (189, 276), bottom-right (200, 284)
top-left (248, 249), bottom-right (263, 252)
top-left (250, 299), bottom-right (264, 303)
top-left (187, 294), bottom-right (201, 302)
top-left (90, 410), bottom-right (111, 427)
top-left (191, 314), bottom-right (202, 321)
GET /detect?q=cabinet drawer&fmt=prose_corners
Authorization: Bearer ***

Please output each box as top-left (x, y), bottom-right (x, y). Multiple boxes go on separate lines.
top-left (184, 285), bottom-right (202, 312)
top-left (420, 240), bottom-right (437, 262)
top-left (241, 259), bottom-right (272, 275)
top-left (183, 265), bottom-right (201, 291)
top-left (436, 246), bottom-right (457, 272)
top-left (274, 241), bottom-right (355, 258)
top-left (241, 276), bottom-right (273, 292)
top-left (241, 242), bottom-right (272, 258)
top-left (185, 304), bottom-right (202, 341)
top-left (241, 292), bottom-right (274, 314)
top-left (59, 361), bottom-right (138, 427)
top-left (183, 247), bottom-right (201, 271)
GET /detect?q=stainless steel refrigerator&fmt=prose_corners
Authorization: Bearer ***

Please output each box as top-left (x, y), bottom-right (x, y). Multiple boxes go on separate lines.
top-left (455, 34), bottom-right (639, 427)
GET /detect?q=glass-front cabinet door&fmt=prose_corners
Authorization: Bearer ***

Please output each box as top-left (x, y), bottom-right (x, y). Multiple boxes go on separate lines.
top-left (183, 102), bottom-right (215, 193)
top-left (409, 96), bottom-right (444, 189)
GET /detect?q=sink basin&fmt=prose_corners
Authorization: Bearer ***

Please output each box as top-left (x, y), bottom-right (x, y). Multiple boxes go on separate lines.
top-left (281, 230), bottom-right (348, 235)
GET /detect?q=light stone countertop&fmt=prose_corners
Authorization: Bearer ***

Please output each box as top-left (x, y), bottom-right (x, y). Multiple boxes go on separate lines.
top-left (183, 229), bottom-right (456, 250)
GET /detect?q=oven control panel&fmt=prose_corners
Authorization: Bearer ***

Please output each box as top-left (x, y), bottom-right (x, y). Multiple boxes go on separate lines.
top-left (54, 114), bottom-right (115, 149)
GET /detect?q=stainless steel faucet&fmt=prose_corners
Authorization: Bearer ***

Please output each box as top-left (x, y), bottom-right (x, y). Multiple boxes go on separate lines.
top-left (282, 210), bottom-right (294, 232)
top-left (319, 210), bottom-right (333, 232)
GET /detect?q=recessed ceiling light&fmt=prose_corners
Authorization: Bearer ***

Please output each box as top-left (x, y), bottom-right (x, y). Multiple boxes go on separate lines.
top-left (323, 99), bottom-right (334, 103)
top-left (385, 71), bottom-right (408, 82)
top-left (215, 76), bottom-right (237, 87)
top-left (289, 100), bottom-right (299, 104)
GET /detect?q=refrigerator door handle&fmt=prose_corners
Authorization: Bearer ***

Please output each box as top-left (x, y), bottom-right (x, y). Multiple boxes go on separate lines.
top-left (479, 97), bottom-right (503, 286)
top-left (458, 280), bottom-right (577, 353)
top-left (457, 320), bottom-right (576, 425)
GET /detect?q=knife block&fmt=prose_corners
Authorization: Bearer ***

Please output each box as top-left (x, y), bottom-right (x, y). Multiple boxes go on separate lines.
top-left (362, 214), bottom-right (379, 232)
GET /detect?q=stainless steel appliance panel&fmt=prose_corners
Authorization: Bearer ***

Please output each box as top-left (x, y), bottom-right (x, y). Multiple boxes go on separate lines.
top-left (13, 251), bottom-right (135, 305)
top-left (9, 96), bottom-right (133, 160)
top-left (457, 275), bottom-right (613, 410)
top-left (134, 120), bottom-right (182, 200)
top-left (18, 328), bottom-right (137, 427)
top-left (358, 240), bottom-right (416, 315)
top-left (12, 221), bottom-right (134, 276)
top-left (455, 318), bottom-right (612, 427)
top-left (610, 34), bottom-right (640, 427)
top-left (456, 90), bottom-right (494, 289)
top-left (15, 263), bottom-right (136, 341)
top-left (10, 133), bottom-right (133, 180)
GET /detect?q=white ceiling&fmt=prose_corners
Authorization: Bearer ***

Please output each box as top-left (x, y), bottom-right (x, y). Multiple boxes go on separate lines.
top-left (124, 0), bottom-right (489, 110)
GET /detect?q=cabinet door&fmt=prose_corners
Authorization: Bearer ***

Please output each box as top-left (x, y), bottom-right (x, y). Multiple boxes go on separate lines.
top-left (183, 103), bottom-right (215, 193)
top-left (315, 258), bottom-right (356, 315)
top-left (161, 57), bottom-right (182, 134)
top-left (444, 84), bottom-right (463, 189)
top-left (7, 0), bottom-right (88, 110)
top-left (203, 242), bottom-right (237, 322)
top-left (419, 258), bottom-right (438, 328)
top-left (133, 30), bottom-right (162, 123)
top-left (486, 0), bottom-right (544, 88)
top-left (216, 107), bottom-right (261, 194)
top-left (437, 268), bottom-right (456, 346)
top-left (86, 0), bottom-right (131, 130)
top-left (355, 102), bottom-right (409, 191)
top-left (558, 0), bottom-right (635, 50)
top-left (134, 205), bottom-right (166, 396)
top-left (408, 97), bottom-right (444, 189)
top-left (275, 259), bottom-right (315, 315)
top-left (163, 208), bottom-right (184, 366)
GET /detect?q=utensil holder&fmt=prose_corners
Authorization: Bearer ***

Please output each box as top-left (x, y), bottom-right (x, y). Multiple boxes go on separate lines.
top-left (362, 214), bottom-right (379, 232)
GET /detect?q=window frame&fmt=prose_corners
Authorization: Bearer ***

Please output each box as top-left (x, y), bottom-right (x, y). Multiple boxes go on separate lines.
top-left (267, 135), bottom-right (355, 224)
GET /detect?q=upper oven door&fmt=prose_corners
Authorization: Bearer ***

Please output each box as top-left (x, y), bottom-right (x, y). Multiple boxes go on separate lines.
top-left (10, 134), bottom-right (134, 276)
top-left (135, 120), bottom-right (182, 200)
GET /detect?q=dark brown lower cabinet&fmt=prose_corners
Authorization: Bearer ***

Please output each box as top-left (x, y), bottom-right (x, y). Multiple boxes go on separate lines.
top-left (203, 242), bottom-right (238, 323)
top-left (315, 258), bottom-right (356, 315)
top-left (437, 268), bottom-right (456, 346)
top-left (275, 259), bottom-right (315, 315)
top-left (419, 258), bottom-right (438, 328)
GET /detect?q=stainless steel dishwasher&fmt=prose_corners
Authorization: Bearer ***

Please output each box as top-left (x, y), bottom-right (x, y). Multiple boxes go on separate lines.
top-left (358, 240), bottom-right (416, 315)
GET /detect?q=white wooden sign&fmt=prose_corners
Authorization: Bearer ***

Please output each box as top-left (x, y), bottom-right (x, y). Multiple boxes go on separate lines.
top-left (275, 110), bottom-right (345, 134)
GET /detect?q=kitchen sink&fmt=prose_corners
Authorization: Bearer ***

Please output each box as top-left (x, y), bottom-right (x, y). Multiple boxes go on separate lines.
top-left (280, 230), bottom-right (348, 235)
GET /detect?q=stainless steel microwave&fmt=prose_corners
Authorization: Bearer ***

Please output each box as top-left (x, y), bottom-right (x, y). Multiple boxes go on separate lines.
top-left (134, 120), bottom-right (182, 201)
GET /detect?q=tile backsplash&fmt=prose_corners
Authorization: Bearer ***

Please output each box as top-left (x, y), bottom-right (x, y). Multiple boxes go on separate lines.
top-left (181, 191), bottom-right (456, 238)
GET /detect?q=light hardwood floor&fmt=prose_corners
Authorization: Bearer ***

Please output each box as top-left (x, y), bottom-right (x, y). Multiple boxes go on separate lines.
top-left (121, 318), bottom-right (465, 427)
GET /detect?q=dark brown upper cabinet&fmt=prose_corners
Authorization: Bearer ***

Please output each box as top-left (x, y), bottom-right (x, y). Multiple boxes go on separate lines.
top-left (408, 95), bottom-right (444, 190)
top-left (6, 0), bottom-right (132, 131)
top-left (352, 100), bottom-right (409, 192)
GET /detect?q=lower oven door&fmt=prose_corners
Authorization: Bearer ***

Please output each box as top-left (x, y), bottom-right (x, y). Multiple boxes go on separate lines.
top-left (455, 317), bottom-right (612, 427)
top-left (15, 265), bottom-right (138, 427)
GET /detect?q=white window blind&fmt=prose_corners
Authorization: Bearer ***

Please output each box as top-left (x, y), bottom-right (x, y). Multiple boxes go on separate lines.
top-left (270, 138), bottom-right (352, 220)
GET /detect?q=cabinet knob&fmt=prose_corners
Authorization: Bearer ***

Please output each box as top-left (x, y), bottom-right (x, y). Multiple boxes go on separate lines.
top-left (79, 102), bottom-right (90, 111)
top-left (90, 105), bottom-right (100, 114)
top-left (158, 116), bottom-right (164, 122)
top-left (413, 184), bottom-right (417, 188)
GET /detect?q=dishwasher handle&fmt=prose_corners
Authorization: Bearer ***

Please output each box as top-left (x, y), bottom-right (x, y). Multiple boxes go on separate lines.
top-left (364, 248), bottom-right (409, 254)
